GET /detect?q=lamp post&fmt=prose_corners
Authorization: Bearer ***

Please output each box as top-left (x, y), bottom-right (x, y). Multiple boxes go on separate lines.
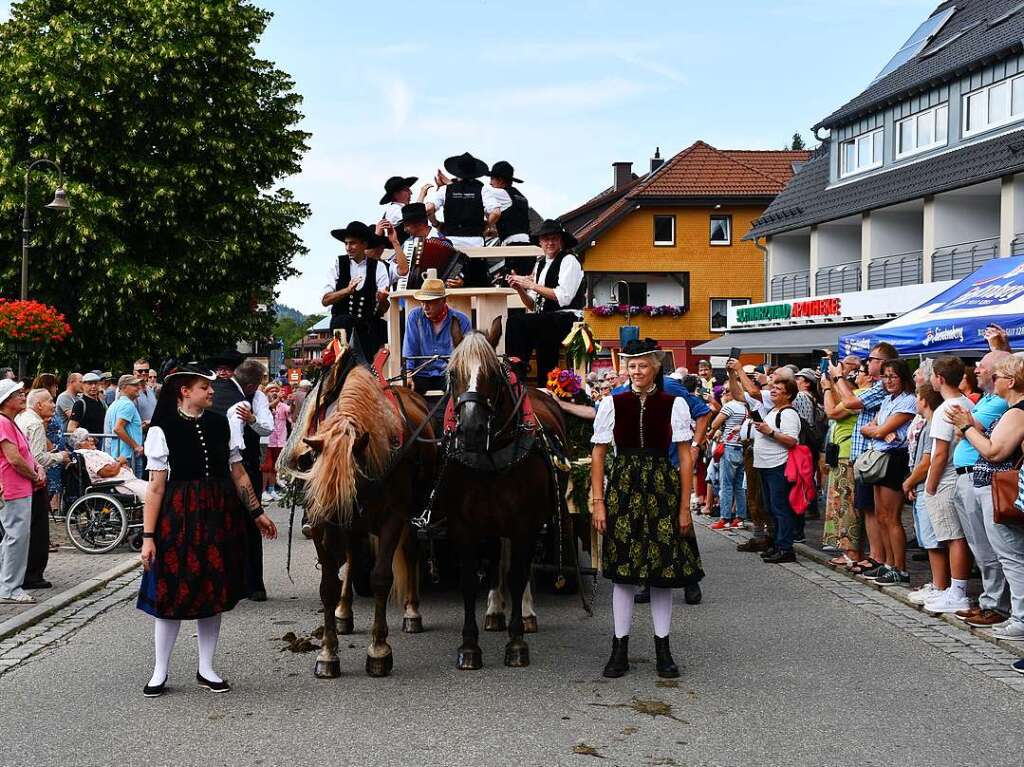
top-left (19, 158), bottom-right (70, 379)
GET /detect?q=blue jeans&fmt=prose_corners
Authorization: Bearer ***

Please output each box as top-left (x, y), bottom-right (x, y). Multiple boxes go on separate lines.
top-left (759, 464), bottom-right (795, 553)
top-left (718, 446), bottom-right (747, 521)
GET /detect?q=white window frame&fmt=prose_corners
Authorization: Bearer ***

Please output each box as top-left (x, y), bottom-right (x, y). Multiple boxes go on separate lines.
top-left (839, 127), bottom-right (884, 178)
top-left (709, 214), bottom-right (732, 246)
top-left (710, 297), bottom-right (750, 333)
top-left (895, 103), bottom-right (948, 160)
top-left (653, 214), bottom-right (675, 246)
top-left (962, 73), bottom-right (1024, 138)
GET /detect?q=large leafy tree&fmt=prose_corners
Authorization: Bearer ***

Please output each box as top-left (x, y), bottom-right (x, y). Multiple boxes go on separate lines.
top-left (0, 0), bottom-right (310, 372)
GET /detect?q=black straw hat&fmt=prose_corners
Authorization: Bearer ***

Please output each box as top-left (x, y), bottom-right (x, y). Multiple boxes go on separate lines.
top-left (205, 349), bottom-right (244, 370)
top-left (379, 175), bottom-right (417, 205)
top-left (165, 361), bottom-right (217, 382)
top-left (489, 160), bottom-right (522, 183)
top-left (443, 152), bottom-right (489, 179)
top-left (401, 202), bottom-right (429, 225)
top-left (330, 220), bottom-right (373, 244)
top-left (619, 338), bottom-right (665, 361)
top-left (530, 219), bottom-right (578, 250)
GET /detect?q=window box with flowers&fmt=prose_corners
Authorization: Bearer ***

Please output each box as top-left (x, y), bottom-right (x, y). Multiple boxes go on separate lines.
top-left (588, 304), bottom-right (686, 318)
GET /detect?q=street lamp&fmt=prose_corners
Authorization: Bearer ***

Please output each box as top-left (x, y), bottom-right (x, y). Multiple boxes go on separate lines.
top-left (19, 158), bottom-right (70, 378)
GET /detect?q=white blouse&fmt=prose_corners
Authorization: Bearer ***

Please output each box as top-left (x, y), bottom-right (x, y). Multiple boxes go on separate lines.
top-left (591, 394), bottom-right (694, 446)
top-left (144, 424), bottom-right (245, 473)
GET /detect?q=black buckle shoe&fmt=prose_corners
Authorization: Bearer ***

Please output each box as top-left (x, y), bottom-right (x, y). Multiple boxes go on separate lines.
top-left (196, 672), bottom-right (231, 693)
top-left (654, 635), bottom-right (680, 678)
top-left (684, 584), bottom-right (702, 605)
top-left (602, 636), bottom-right (630, 678)
top-left (143, 677), bottom-right (167, 698)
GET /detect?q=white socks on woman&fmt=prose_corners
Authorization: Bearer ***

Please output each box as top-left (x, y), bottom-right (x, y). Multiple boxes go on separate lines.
top-left (611, 583), bottom-right (674, 639)
top-left (148, 614), bottom-right (224, 686)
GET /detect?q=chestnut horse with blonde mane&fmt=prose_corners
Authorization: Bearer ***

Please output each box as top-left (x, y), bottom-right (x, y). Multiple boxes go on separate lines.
top-left (292, 361), bottom-right (436, 678)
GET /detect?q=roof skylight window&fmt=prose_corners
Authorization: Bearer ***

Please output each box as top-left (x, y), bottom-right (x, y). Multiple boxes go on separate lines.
top-left (871, 5), bottom-right (957, 83)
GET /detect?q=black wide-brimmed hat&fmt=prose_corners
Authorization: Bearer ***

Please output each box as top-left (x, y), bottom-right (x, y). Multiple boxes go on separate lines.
top-left (489, 160), bottom-right (522, 183)
top-left (367, 230), bottom-right (390, 250)
top-left (330, 220), bottom-right (373, 243)
top-left (401, 202), bottom-right (429, 225)
top-left (443, 152), bottom-right (489, 179)
top-left (619, 338), bottom-right (665, 362)
top-left (165, 361), bottom-right (217, 382)
top-left (379, 175), bottom-right (417, 205)
top-left (530, 218), bottom-right (578, 250)
top-left (204, 349), bottom-right (244, 370)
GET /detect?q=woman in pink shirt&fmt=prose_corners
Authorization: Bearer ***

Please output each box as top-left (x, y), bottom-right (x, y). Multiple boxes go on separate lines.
top-left (0, 381), bottom-right (46, 604)
top-left (260, 382), bottom-right (290, 502)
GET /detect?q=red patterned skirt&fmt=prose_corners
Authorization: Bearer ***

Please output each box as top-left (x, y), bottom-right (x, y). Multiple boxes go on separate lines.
top-left (137, 478), bottom-right (250, 620)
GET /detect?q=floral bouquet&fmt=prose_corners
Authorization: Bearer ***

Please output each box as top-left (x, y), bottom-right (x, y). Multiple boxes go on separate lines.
top-left (0, 299), bottom-right (71, 344)
top-left (546, 367), bottom-right (582, 400)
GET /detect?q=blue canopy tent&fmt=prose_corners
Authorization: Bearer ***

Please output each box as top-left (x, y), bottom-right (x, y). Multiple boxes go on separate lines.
top-left (840, 256), bottom-right (1024, 357)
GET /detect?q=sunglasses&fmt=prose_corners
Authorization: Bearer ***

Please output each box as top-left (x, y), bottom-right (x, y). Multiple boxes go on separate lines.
top-left (135, 368), bottom-right (149, 375)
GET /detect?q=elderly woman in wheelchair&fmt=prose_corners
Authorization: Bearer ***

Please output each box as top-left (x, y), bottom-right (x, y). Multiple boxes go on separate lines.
top-left (62, 428), bottom-right (147, 553)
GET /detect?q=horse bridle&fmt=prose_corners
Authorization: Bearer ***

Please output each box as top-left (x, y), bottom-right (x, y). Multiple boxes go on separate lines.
top-left (452, 367), bottom-right (527, 453)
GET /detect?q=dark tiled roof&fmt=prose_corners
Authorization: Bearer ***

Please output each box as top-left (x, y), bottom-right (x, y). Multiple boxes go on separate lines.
top-left (816, 0), bottom-right (1024, 131)
top-left (574, 142), bottom-right (810, 246)
top-left (746, 128), bottom-right (1024, 238)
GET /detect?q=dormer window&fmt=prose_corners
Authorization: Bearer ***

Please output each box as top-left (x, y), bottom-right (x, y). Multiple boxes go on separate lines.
top-left (963, 74), bottom-right (1024, 137)
top-left (839, 127), bottom-right (884, 178)
top-left (896, 104), bottom-right (948, 159)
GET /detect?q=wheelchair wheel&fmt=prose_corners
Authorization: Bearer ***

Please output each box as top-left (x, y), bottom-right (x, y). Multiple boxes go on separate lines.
top-left (65, 494), bottom-right (129, 554)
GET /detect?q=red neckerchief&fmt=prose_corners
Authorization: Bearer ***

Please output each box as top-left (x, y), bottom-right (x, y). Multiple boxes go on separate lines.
top-left (430, 303), bottom-right (449, 330)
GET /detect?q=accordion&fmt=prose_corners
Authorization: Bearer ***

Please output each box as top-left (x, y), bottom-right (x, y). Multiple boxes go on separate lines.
top-left (398, 236), bottom-right (467, 290)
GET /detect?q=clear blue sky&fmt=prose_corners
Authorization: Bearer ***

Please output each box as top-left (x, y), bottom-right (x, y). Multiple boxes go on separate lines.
top-left (2, 0), bottom-right (939, 313)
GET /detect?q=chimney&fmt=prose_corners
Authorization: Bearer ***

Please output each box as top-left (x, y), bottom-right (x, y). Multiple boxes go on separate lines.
top-left (613, 161), bottom-right (632, 191)
top-left (650, 147), bottom-right (664, 174)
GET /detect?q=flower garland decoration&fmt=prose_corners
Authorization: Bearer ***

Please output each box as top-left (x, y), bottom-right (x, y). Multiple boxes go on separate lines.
top-left (546, 367), bottom-right (582, 400)
top-left (588, 304), bottom-right (685, 318)
top-left (0, 299), bottom-right (71, 344)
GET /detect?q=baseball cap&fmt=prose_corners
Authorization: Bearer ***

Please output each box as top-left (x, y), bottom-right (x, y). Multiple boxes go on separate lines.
top-left (118, 374), bottom-right (143, 387)
top-left (100, 371), bottom-right (114, 381)
top-left (81, 372), bottom-right (102, 383)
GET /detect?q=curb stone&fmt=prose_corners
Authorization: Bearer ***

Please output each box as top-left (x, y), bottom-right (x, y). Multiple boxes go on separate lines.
top-left (0, 555), bottom-right (140, 641)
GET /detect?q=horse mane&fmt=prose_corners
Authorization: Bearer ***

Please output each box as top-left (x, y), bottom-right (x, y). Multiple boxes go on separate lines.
top-left (448, 331), bottom-right (502, 389)
top-left (305, 366), bottom-right (402, 526)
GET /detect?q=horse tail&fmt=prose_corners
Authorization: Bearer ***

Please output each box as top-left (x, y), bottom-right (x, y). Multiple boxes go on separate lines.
top-left (305, 418), bottom-right (359, 527)
top-left (389, 526), bottom-right (416, 608)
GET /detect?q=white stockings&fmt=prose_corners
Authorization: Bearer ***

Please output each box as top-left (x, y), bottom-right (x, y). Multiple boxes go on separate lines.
top-left (148, 614), bottom-right (224, 685)
top-left (611, 584), bottom-right (674, 639)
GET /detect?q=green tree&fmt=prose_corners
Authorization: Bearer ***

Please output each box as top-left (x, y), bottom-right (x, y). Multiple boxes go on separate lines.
top-left (273, 311), bottom-right (323, 357)
top-left (790, 132), bottom-right (806, 150)
top-left (0, 0), bottom-right (310, 372)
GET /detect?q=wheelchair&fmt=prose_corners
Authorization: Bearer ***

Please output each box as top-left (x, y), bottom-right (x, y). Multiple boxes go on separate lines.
top-left (62, 452), bottom-right (145, 554)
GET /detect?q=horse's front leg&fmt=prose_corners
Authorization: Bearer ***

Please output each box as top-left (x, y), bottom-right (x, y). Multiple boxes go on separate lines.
top-left (457, 540), bottom-right (483, 670)
top-left (484, 538), bottom-right (507, 632)
top-left (504, 536), bottom-right (534, 667)
top-left (312, 526), bottom-right (342, 679)
top-left (334, 537), bottom-right (355, 635)
top-left (522, 581), bottom-right (538, 634)
top-left (399, 526), bottom-right (424, 634)
top-left (366, 519), bottom-right (401, 677)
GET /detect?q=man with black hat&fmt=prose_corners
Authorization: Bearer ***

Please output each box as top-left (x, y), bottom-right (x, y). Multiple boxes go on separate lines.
top-left (505, 219), bottom-right (585, 386)
top-left (379, 175), bottom-right (417, 244)
top-left (322, 220), bottom-right (392, 356)
top-left (427, 152), bottom-right (503, 248)
top-left (488, 160), bottom-right (533, 275)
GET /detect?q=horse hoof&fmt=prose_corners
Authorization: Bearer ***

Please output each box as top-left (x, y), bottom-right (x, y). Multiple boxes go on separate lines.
top-left (483, 614), bottom-right (506, 632)
top-left (365, 653), bottom-right (393, 678)
top-left (337, 617), bottom-right (354, 635)
top-left (402, 616), bottom-right (423, 634)
top-left (522, 615), bottom-right (538, 634)
top-left (504, 641), bottom-right (530, 668)
top-left (313, 658), bottom-right (341, 679)
top-left (457, 646), bottom-right (483, 670)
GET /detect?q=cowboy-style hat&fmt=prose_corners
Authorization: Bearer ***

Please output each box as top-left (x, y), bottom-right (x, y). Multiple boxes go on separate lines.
top-left (412, 269), bottom-right (446, 302)
top-left (330, 220), bottom-right (373, 244)
top-left (530, 219), bottom-right (578, 250)
top-left (165, 361), bottom-right (217, 382)
top-left (205, 349), bottom-right (244, 370)
top-left (401, 202), bottom-right (429, 225)
top-left (443, 152), bottom-right (489, 179)
top-left (379, 175), bottom-right (418, 205)
top-left (489, 160), bottom-right (522, 183)
top-left (367, 230), bottom-right (390, 250)
top-left (619, 337), bottom-right (666, 363)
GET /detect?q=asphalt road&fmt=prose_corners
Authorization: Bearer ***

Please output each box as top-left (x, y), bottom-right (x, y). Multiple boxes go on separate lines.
top-left (2, 507), bottom-right (1022, 767)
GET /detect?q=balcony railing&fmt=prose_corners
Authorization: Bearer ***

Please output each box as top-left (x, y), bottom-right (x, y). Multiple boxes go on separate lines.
top-left (815, 261), bottom-right (862, 294)
top-left (932, 237), bottom-right (999, 281)
top-left (1011, 233), bottom-right (1024, 256)
top-left (867, 250), bottom-right (922, 289)
top-left (769, 270), bottom-right (810, 300)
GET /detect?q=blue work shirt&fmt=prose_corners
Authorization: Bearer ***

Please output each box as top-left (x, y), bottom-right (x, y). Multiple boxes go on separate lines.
top-left (402, 306), bottom-right (472, 377)
top-left (953, 392), bottom-right (1008, 468)
top-left (609, 377), bottom-right (710, 468)
top-left (105, 395), bottom-right (143, 461)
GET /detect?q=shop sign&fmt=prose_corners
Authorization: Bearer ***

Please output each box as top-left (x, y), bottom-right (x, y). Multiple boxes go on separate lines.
top-left (735, 298), bottom-right (841, 324)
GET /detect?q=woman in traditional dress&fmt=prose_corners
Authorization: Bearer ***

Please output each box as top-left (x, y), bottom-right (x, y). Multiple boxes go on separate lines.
top-left (590, 341), bottom-right (703, 679)
top-left (138, 362), bottom-right (277, 697)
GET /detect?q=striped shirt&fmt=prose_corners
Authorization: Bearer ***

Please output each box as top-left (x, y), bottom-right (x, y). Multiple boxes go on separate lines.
top-left (719, 400), bottom-right (748, 445)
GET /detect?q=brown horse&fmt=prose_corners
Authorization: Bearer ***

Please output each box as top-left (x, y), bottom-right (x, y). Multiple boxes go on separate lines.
top-left (438, 321), bottom-right (566, 669)
top-left (295, 364), bottom-right (436, 678)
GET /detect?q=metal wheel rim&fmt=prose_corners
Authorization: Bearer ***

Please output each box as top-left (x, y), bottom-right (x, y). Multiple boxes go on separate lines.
top-left (65, 494), bottom-right (128, 554)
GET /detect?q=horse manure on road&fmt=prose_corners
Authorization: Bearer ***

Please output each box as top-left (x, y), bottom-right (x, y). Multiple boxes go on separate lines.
top-left (590, 697), bottom-right (687, 724)
top-left (655, 680), bottom-right (679, 689)
top-left (572, 743), bottom-right (606, 758)
top-left (278, 631), bottom-right (320, 653)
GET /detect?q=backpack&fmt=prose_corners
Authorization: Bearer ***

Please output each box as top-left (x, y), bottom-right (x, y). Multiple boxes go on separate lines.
top-left (774, 406), bottom-right (813, 449)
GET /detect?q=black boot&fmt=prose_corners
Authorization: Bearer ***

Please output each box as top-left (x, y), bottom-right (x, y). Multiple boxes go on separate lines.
top-left (654, 635), bottom-right (680, 678)
top-left (602, 636), bottom-right (630, 678)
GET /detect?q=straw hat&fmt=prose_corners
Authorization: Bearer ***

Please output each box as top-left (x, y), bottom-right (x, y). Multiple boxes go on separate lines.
top-left (413, 268), bottom-right (446, 301)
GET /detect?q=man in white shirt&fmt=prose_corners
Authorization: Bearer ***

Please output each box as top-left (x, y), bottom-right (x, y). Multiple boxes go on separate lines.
top-left (488, 160), bottom-right (535, 276)
top-left (426, 152), bottom-right (501, 248)
top-left (378, 174), bottom-right (417, 240)
top-left (505, 219), bottom-right (585, 386)
top-left (322, 220), bottom-right (392, 356)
